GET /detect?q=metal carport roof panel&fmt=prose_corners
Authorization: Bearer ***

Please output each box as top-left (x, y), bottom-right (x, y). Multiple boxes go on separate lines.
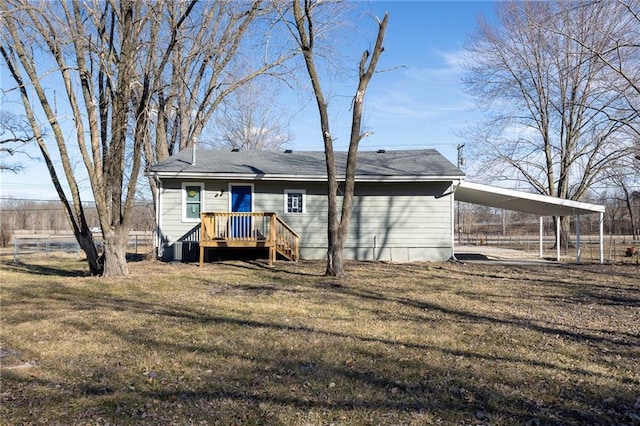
top-left (455, 181), bottom-right (605, 216)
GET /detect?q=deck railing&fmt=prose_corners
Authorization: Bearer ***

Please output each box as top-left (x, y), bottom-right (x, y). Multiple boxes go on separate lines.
top-left (200, 212), bottom-right (299, 265)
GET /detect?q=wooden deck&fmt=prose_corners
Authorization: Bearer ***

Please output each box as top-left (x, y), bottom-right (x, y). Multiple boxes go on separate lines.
top-left (199, 212), bottom-right (300, 266)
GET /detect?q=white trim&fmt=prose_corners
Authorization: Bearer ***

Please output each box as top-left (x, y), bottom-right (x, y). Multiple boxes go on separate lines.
top-left (576, 215), bottom-right (581, 264)
top-left (539, 216), bottom-right (544, 258)
top-left (149, 171), bottom-right (464, 183)
top-left (556, 216), bottom-right (561, 261)
top-left (599, 212), bottom-right (604, 264)
top-left (284, 189), bottom-right (306, 214)
top-left (156, 178), bottom-right (162, 258)
top-left (228, 183), bottom-right (254, 212)
top-left (182, 182), bottom-right (205, 223)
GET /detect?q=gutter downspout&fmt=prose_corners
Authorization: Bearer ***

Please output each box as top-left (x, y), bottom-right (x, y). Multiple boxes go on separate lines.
top-left (450, 179), bottom-right (463, 262)
top-left (155, 177), bottom-right (162, 259)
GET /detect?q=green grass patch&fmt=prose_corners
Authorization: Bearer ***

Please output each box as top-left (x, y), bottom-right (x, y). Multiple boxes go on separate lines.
top-left (1, 257), bottom-right (639, 425)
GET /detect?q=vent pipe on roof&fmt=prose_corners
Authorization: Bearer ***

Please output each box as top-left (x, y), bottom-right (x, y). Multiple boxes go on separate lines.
top-left (191, 138), bottom-right (197, 166)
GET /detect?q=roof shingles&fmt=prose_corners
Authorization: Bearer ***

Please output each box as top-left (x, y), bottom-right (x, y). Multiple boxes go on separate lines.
top-left (149, 148), bottom-right (464, 181)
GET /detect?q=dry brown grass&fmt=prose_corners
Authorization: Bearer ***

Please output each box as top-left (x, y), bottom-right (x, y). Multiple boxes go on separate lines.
top-left (1, 256), bottom-right (639, 425)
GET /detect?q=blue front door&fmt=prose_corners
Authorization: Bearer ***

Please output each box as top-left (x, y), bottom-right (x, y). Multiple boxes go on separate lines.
top-left (231, 185), bottom-right (252, 238)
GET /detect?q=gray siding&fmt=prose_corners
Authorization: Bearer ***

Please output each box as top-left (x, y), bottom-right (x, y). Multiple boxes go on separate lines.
top-left (158, 179), bottom-right (228, 260)
top-left (347, 182), bottom-right (452, 261)
top-left (158, 179), bottom-right (454, 262)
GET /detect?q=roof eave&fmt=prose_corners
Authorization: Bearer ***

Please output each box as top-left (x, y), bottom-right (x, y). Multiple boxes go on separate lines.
top-left (147, 171), bottom-right (465, 182)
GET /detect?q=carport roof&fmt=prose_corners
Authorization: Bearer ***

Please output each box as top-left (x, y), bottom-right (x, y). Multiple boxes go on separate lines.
top-left (454, 181), bottom-right (605, 216)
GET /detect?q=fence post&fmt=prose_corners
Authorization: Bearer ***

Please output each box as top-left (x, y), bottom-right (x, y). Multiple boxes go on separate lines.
top-left (13, 238), bottom-right (18, 262)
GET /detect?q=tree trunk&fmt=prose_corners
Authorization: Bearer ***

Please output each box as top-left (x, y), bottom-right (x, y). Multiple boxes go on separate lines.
top-left (326, 228), bottom-right (345, 277)
top-left (291, 1), bottom-right (387, 277)
top-left (622, 185), bottom-right (638, 241)
top-left (76, 230), bottom-right (101, 275)
top-left (102, 230), bottom-right (129, 277)
top-left (324, 150), bottom-right (343, 277)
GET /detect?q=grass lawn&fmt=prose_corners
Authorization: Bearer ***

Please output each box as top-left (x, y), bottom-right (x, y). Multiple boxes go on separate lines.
top-left (1, 257), bottom-right (639, 425)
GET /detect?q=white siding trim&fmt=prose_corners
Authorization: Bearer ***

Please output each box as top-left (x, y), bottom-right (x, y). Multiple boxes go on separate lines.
top-left (156, 178), bottom-right (163, 257)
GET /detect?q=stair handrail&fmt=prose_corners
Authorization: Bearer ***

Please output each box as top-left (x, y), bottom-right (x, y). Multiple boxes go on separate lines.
top-left (273, 214), bottom-right (300, 239)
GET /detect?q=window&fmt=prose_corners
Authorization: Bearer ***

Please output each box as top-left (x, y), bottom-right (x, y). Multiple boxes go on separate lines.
top-left (284, 189), bottom-right (305, 214)
top-left (183, 183), bottom-right (204, 222)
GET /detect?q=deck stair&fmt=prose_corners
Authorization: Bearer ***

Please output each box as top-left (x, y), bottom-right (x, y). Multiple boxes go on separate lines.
top-left (199, 212), bottom-right (299, 266)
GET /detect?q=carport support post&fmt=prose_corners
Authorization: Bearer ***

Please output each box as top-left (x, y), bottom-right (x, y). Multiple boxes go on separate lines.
top-left (556, 216), bottom-right (561, 261)
top-left (576, 215), bottom-right (581, 264)
top-left (599, 212), bottom-right (604, 264)
top-left (539, 216), bottom-right (544, 258)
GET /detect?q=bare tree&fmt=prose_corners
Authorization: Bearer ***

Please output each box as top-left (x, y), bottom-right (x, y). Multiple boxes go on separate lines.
top-left (205, 77), bottom-right (293, 151)
top-left (463, 1), bottom-right (637, 247)
top-left (551, 1), bottom-right (640, 183)
top-left (144, 1), bottom-right (296, 207)
top-left (2, 0), bottom-right (297, 275)
top-left (576, 1), bottom-right (640, 142)
top-left (606, 157), bottom-right (640, 239)
top-left (0, 111), bottom-right (38, 173)
top-left (289, 0), bottom-right (388, 277)
top-left (1, 0), bottom-right (203, 275)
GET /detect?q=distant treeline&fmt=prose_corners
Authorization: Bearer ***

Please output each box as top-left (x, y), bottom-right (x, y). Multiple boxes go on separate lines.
top-left (0, 199), bottom-right (154, 246)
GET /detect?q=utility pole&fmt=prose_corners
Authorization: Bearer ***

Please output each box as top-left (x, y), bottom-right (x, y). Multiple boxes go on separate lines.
top-left (456, 144), bottom-right (465, 244)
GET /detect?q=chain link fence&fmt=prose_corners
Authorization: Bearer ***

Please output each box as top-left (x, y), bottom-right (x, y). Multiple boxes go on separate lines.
top-left (459, 231), bottom-right (639, 263)
top-left (11, 232), bottom-right (153, 262)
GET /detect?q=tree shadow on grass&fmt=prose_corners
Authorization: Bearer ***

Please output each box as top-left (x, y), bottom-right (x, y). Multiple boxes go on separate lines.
top-left (0, 260), bottom-right (86, 277)
top-left (451, 263), bottom-right (640, 307)
top-left (2, 262), bottom-right (639, 425)
top-left (2, 296), bottom-right (635, 426)
top-left (215, 259), bottom-right (326, 277)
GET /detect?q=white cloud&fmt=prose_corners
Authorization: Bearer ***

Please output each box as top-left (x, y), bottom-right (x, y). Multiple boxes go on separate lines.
top-left (368, 49), bottom-right (475, 123)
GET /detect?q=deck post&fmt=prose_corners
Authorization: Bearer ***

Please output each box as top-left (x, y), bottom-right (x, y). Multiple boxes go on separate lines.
top-left (269, 213), bottom-right (277, 265)
top-left (200, 212), bottom-right (205, 267)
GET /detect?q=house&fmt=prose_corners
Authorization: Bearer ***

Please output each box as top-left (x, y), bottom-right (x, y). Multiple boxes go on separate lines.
top-left (147, 148), bottom-right (465, 264)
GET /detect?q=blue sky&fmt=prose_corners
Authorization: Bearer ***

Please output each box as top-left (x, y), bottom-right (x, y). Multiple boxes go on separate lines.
top-left (0, 1), bottom-right (495, 201)
top-left (287, 1), bottom-right (495, 154)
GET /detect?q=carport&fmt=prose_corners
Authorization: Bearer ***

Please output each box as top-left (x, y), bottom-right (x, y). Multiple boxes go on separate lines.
top-left (454, 181), bottom-right (606, 264)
